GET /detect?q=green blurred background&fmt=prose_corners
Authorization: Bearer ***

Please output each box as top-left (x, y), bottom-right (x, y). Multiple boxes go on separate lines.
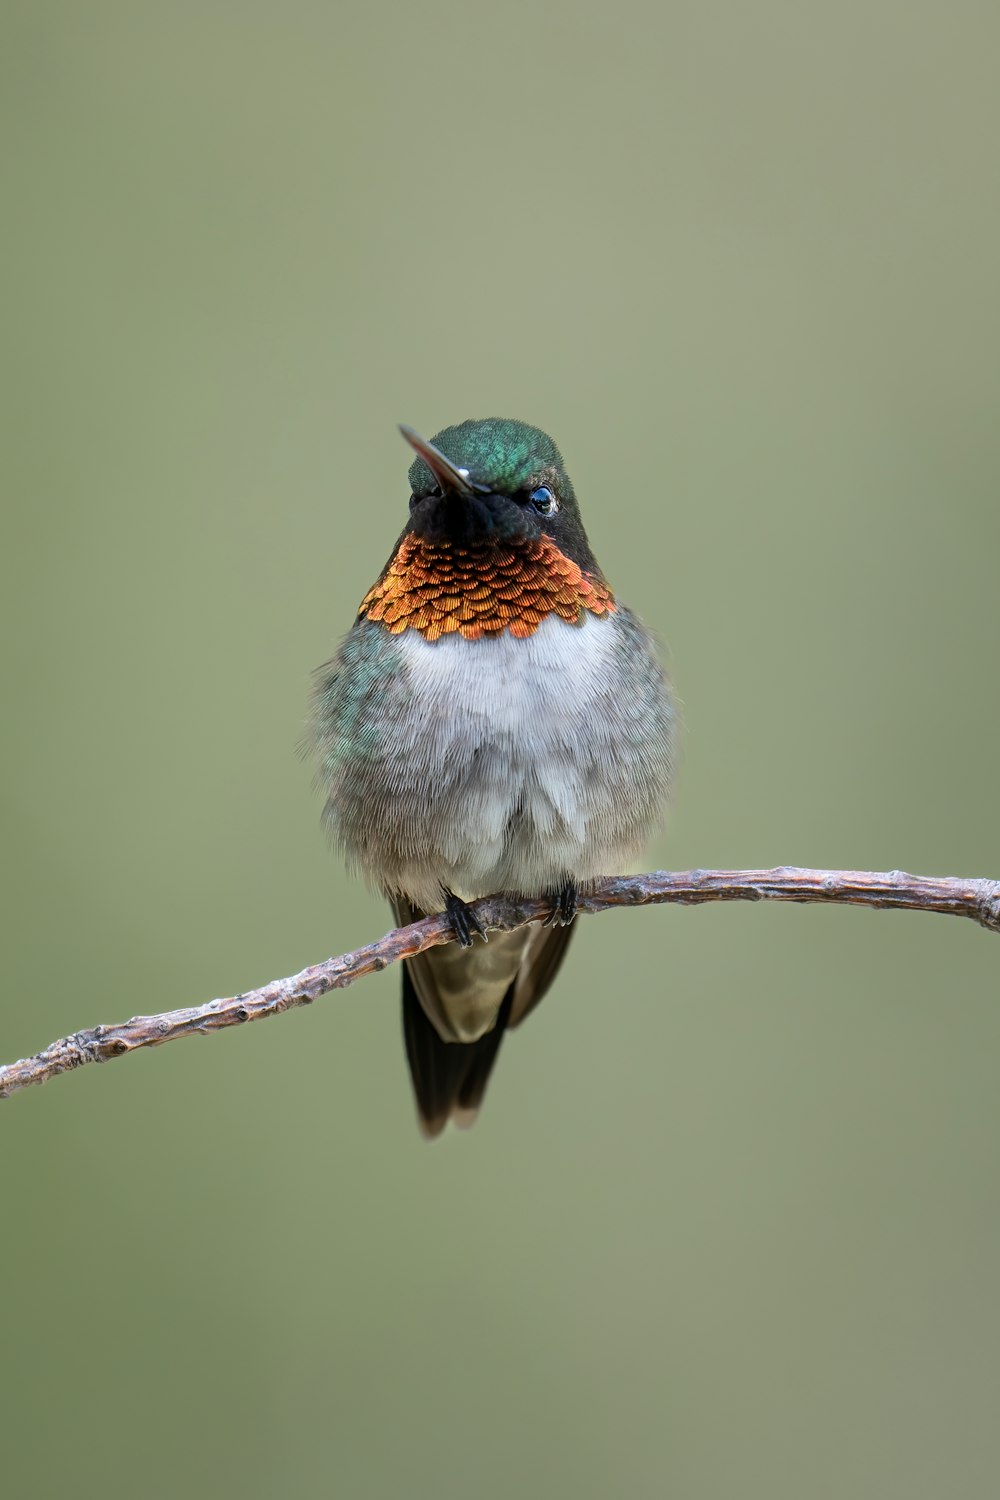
top-left (4, 2), bottom-right (999, 1496)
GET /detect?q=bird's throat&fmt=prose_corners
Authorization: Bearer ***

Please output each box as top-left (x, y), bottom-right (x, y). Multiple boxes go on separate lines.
top-left (359, 536), bottom-right (616, 642)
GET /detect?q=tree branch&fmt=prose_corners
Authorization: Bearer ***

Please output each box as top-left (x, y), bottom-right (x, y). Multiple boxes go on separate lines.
top-left (2, 867), bottom-right (998, 1102)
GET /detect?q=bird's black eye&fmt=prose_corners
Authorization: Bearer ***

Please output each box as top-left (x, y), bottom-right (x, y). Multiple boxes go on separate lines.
top-left (529, 485), bottom-right (554, 515)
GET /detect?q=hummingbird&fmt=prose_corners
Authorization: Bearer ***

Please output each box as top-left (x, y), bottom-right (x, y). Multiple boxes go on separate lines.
top-left (312, 419), bottom-right (675, 1136)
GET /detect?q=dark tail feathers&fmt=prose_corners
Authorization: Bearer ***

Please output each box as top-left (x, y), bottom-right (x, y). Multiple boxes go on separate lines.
top-left (402, 963), bottom-right (515, 1138)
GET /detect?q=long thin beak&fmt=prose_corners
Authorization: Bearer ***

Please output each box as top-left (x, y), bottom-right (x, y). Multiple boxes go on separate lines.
top-left (399, 425), bottom-right (489, 496)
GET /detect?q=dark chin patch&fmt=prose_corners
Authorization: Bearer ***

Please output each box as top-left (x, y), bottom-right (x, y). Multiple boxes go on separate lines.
top-left (409, 492), bottom-right (539, 548)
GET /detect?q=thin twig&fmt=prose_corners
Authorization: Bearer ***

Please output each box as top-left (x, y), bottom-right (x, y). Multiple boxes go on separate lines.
top-left (2, 868), bottom-right (998, 1102)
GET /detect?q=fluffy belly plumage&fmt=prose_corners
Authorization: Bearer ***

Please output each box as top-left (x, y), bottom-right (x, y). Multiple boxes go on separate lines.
top-left (318, 610), bottom-right (675, 915)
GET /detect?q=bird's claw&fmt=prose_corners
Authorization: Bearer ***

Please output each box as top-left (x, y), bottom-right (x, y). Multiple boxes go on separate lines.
top-left (445, 890), bottom-right (488, 948)
top-left (545, 881), bottom-right (578, 927)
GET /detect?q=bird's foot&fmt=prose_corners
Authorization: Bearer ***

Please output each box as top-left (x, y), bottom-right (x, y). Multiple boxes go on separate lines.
top-left (545, 881), bottom-right (578, 927)
top-left (444, 889), bottom-right (488, 949)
